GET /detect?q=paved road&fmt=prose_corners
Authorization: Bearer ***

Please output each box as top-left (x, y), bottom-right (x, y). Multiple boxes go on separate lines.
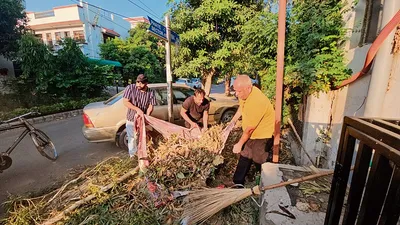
top-left (0, 116), bottom-right (124, 216)
top-left (0, 84), bottom-right (229, 217)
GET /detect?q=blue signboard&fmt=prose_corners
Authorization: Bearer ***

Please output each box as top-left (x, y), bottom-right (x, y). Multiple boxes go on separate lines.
top-left (147, 16), bottom-right (180, 44)
top-left (171, 30), bottom-right (180, 44)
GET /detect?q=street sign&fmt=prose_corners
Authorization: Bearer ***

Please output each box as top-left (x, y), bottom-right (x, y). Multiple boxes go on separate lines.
top-left (148, 16), bottom-right (167, 41)
top-left (147, 15), bottom-right (179, 123)
top-left (171, 31), bottom-right (180, 44)
top-left (147, 16), bottom-right (180, 44)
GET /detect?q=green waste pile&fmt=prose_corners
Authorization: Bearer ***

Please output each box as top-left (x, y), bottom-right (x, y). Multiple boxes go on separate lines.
top-left (2, 125), bottom-right (260, 225)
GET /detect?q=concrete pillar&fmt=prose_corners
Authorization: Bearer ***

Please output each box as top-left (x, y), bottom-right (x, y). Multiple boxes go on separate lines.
top-left (364, 0), bottom-right (400, 117)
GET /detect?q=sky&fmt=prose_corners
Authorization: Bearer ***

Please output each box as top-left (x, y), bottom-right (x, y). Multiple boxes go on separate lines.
top-left (26, 0), bottom-right (170, 22)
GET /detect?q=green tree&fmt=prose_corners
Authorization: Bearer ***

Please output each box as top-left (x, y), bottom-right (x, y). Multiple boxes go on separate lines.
top-left (169, 0), bottom-right (264, 95)
top-left (13, 33), bottom-right (56, 106)
top-left (238, 0), bottom-right (351, 121)
top-left (54, 38), bottom-right (113, 99)
top-left (0, 0), bottom-right (26, 59)
top-left (100, 23), bottom-right (165, 84)
top-left (10, 34), bottom-right (113, 106)
top-left (287, 0), bottom-right (351, 94)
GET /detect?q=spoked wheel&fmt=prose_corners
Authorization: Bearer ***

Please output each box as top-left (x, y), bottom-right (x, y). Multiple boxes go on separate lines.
top-left (30, 129), bottom-right (58, 160)
top-left (0, 155), bottom-right (12, 172)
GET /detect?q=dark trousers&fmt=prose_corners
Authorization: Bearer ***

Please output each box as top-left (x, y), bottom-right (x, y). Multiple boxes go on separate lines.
top-left (233, 156), bottom-right (262, 185)
top-left (232, 137), bottom-right (273, 185)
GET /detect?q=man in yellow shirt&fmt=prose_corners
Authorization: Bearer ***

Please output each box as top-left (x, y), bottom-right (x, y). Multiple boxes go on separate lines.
top-left (230, 75), bottom-right (275, 185)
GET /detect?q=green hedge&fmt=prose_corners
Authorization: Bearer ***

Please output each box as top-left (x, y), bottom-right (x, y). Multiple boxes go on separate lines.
top-left (0, 97), bottom-right (107, 121)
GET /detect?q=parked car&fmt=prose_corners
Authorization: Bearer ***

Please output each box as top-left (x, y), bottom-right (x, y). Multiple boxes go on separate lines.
top-left (230, 76), bottom-right (258, 89)
top-left (82, 83), bottom-right (238, 150)
top-left (175, 78), bottom-right (191, 87)
top-left (175, 78), bottom-right (202, 89)
top-left (191, 78), bottom-right (202, 89)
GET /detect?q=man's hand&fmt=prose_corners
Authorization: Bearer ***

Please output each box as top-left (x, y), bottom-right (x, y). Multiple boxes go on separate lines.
top-left (202, 127), bottom-right (208, 133)
top-left (233, 143), bottom-right (242, 154)
top-left (136, 108), bottom-right (144, 117)
top-left (190, 122), bottom-right (199, 129)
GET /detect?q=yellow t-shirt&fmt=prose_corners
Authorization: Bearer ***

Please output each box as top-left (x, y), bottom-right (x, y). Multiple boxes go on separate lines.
top-left (239, 87), bottom-right (275, 139)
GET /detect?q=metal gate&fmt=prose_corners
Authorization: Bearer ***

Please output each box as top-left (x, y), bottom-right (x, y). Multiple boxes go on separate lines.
top-left (324, 117), bottom-right (400, 225)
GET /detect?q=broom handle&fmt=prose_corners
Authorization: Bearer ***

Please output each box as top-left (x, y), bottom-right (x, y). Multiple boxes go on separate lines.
top-left (260, 167), bottom-right (353, 192)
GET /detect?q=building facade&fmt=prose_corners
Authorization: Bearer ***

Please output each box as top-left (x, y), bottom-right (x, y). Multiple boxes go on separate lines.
top-left (27, 2), bottom-right (131, 58)
top-left (297, 0), bottom-right (400, 169)
top-left (124, 16), bottom-right (149, 29)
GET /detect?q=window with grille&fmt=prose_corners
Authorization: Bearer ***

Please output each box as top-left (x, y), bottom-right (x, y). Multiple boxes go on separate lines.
top-left (55, 32), bottom-right (61, 43)
top-left (64, 31), bottom-right (70, 38)
top-left (73, 30), bottom-right (85, 43)
top-left (46, 33), bottom-right (53, 47)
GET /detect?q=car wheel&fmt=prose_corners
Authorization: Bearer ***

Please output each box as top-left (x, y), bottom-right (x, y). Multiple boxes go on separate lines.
top-left (118, 129), bottom-right (129, 151)
top-left (220, 109), bottom-right (236, 124)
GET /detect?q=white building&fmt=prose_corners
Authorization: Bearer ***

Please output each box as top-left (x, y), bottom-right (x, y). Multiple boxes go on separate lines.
top-left (26, 2), bottom-right (131, 58)
top-left (124, 16), bottom-right (149, 29)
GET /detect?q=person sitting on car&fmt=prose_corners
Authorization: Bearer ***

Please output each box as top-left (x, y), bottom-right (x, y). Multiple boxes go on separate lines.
top-left (180, 89), bottom-right (210, 132)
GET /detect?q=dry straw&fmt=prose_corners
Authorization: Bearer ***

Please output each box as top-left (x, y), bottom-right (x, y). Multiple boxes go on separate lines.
top-left (182, 168), bottom-right (337, 224)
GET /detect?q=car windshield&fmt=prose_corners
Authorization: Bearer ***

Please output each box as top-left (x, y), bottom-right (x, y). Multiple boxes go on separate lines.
top-left (104, 91), bottom-right (124, 105)
top-left (176, 79), bottom-right (187, 83)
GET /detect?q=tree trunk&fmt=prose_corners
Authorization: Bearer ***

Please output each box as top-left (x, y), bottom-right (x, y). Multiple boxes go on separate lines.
top-left (224, 74), bottom-right (231, 96)
top-left (203, 68), bottom-right (215, 96)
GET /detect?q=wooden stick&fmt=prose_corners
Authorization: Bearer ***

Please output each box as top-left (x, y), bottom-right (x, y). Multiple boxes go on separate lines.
top-left (287, 118), bottom-right (316, 167)
top-left (261, 167), bottom-right (354, 192)
top-left (41, 166), bottom-right (140, 225)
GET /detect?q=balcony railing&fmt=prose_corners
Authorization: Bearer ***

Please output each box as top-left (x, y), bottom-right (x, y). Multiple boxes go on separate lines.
top-left (324, 117), bottom-right (400, 225)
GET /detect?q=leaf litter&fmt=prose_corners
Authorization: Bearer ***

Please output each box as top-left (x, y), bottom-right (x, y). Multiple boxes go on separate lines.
top-left (2, 124), bottom-right (261, 225)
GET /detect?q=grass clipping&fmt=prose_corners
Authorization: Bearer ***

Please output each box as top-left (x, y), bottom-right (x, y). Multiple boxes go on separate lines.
top-left (2, 125), bottom-right (258, 225)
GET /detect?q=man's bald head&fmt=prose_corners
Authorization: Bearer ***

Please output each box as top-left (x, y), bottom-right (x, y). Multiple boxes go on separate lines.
top-left (233, 75), bottom-right (252, 88)
top-left (233, 74), bottom-right (253, 100)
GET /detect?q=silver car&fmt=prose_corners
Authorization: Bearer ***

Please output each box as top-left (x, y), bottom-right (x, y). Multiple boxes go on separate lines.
top-left (82, 83), bottom-right (238, 150)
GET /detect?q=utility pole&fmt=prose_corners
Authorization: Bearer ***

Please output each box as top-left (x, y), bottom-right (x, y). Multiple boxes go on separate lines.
top-left (273, 0), bottom-right (287, 163)
top-left (165, 15), bottom-right (173, 123)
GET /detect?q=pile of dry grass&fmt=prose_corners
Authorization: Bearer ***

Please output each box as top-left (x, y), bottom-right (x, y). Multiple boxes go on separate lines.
top-left (2, 125), bottom-right (260, 225)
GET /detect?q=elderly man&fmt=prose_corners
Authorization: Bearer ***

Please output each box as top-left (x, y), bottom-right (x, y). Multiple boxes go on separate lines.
top-left (123, 74), bottom-right (157, 159)
top-left (230, 75), bottom-right (275, 185)
top-left (180, 88), bottom-right (210, 132)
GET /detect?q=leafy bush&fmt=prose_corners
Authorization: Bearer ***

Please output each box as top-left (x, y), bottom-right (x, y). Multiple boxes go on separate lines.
top-left (100, 23), bottom-right (165, 84)
top-left (7, 34), bottom-right (117, 107)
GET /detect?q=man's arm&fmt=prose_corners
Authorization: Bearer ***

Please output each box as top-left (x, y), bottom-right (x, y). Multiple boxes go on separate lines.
top-left (202, 110), bottom-right (209, 131)
top-left (233, 126), bottom-right (255, 153)
top-left (123, 98), bottom-right (144, 116)
top-left (145, 89), bottom-right (157, 116)
top-left (146, 104), bottom-right (154, 115)
top-left (180, 108), bottom-right (198, 128)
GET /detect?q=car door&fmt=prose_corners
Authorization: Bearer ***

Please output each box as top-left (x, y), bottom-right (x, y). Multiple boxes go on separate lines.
top-left (172, 87), bottom-right (195, 126)
top-left (151, 86), bottom-right (193, 125)
top-left (150, 87), bottom-right (169, 121)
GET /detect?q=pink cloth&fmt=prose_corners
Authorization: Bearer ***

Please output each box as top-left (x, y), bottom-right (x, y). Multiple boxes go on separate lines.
top-left (136, 115), bottom-right (235, 169)
top-left (135, 115), bottom-right (148, 162)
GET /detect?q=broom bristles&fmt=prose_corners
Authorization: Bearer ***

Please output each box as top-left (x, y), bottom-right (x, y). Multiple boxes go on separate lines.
top-left (181, 188), bottom-right (253, 224)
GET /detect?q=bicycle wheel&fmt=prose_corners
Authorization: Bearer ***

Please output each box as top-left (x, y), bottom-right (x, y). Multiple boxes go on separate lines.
top-left (30, 129), bottom-right (58, 160)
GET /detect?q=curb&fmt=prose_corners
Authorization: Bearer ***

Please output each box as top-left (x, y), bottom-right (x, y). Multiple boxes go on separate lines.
top-left (27, 109), bottom-right (84, 125)
top-left (0, 109), bottom-right (83, 131)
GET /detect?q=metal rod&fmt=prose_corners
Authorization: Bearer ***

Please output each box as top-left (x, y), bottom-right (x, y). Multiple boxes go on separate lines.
top-left (165, 15), bottom-right (174, 123)
top-left (287, 118), bottom-right (316, 166)
top-left (273, 0), bottom-right (287, 163)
